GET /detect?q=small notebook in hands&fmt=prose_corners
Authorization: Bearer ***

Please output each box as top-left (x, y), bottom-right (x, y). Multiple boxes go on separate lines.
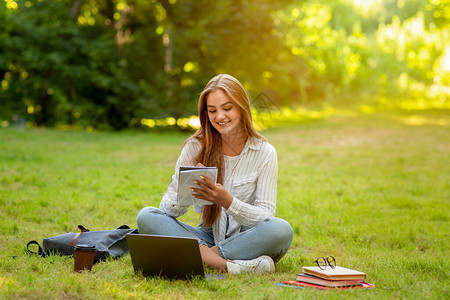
top-left (177, 166), bottom-right (218, 206)
top-left (127, 234), bottom-right (205, 280)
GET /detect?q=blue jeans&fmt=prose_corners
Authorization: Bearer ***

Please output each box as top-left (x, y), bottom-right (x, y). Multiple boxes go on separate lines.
top-left (136, 206), bottom-right (293, 262)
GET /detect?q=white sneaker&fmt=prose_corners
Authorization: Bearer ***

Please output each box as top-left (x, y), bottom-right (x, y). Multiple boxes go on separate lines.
top-left (226, 255), bottom-right (275, 275)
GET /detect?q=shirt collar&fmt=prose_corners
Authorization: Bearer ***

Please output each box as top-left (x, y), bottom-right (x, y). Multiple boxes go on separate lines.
top-left (241, 137), bottom-right (263, 154)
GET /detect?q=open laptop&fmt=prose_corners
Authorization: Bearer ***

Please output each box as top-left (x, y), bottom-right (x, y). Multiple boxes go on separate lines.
top-left (126, 233), bottom-right (206, 280)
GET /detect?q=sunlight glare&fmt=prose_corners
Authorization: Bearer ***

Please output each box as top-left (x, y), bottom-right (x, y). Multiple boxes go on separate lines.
top-left (442, 47), bottom-right (450, 72)
top-left (188, 117), bottom-right (200, 129)
top-left (351, 0), bottom-right (383, 16)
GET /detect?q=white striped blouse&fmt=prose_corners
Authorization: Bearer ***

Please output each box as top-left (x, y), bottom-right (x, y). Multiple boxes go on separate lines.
top-left (159, 136), bottom-right (278, 244)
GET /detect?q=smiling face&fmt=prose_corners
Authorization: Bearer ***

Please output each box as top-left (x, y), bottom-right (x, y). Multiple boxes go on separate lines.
top-left (206, 89), bottom-right (243, 136)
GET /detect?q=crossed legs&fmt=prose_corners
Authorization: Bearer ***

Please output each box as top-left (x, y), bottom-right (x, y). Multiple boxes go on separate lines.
top-left (136, 206), bottom-right (294, 271)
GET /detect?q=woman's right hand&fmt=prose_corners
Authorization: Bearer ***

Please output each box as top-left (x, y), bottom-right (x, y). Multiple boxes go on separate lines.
top-left (192, 175), bottom-right (233, 209)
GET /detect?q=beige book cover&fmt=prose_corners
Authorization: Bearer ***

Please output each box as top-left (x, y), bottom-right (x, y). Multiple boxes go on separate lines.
top-left (302, 266), bottom-right (367, 281)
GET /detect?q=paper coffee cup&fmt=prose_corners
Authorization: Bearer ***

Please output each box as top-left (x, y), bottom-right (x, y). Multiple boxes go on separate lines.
top-left (74, 244), bottom-right (96, 272)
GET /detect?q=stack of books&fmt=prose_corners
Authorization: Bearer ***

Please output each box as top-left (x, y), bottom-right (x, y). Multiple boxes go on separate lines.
top-left (282, 266), bottom-right (374, 290)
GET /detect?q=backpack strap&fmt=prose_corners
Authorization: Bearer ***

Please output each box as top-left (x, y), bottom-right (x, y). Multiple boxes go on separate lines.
top-left (70, 224), bottom-right (90, 246)
top-left (117, 225), bottom-right (131, 230)
top-left (78, 225), bottom-right (90, 232)
top-left (27, 240), bottom-right (47, 258)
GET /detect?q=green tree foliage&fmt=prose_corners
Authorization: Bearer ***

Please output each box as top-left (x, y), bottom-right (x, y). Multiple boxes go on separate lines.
top-left (276, 0), bottom-right (449, 103)
top-left (143, 0), bottom-right (293, 117)
top-left (0, 0), bottom-right (448, 130)
top-left (1, 0), bottom-right (294, 129)
top-left (0, 0), bottom-right (164, 129)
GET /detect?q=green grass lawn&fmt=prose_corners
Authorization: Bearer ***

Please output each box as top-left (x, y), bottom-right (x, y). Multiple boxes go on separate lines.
top-left (0, 111), bottom-right (448, 299)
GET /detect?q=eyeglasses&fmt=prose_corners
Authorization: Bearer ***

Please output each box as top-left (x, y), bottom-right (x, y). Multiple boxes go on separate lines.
top-left (314, 256), bottom-right (336, 270)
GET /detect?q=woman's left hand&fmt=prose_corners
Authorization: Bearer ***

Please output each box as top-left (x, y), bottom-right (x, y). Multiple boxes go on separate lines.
top-left (191, 176), bottom-right (233, 209)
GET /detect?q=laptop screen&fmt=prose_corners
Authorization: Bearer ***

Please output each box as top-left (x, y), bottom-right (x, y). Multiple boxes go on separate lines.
top-left (126, 234), bottom-right (205, 280)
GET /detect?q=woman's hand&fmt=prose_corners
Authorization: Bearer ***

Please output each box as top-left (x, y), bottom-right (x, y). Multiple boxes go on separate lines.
top-left (191, 175), bottom-right (233, 209)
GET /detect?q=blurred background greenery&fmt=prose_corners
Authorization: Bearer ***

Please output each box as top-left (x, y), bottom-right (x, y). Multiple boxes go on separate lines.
top-left (0, 0), bottom-right (448, 130)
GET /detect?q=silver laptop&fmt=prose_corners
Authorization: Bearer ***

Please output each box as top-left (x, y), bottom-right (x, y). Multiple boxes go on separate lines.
top-left (126, 234), bottom-right (205, 280)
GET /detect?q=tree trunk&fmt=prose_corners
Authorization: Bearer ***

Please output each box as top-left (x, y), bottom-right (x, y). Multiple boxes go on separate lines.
top-left (70, 0), bottom-right (84, 20)
top-left (163, 25), bottom-right (174, 106)
top-left (106, 0), bottom-right (116, 28)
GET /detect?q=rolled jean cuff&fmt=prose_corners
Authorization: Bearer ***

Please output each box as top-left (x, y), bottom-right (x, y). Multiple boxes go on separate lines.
top-left (217, 244), bottom-right (226, 259)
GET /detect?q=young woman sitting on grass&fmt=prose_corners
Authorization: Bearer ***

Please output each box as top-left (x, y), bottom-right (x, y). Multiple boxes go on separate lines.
top-left (136, 74), bottom-right (293, 274)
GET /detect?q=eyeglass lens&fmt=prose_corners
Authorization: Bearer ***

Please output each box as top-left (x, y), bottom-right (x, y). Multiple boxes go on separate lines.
top-left (327, 256), bottom-right (336, 268)
top-left (314, 257), bottom-right (327, 270)
top-left (314, 256), bottom-right (336, 270)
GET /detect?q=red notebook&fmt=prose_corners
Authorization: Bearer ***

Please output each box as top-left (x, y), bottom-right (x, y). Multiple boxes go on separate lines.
top-left (281, 280), bottom-right (375, 290)
top-left (296, 273), bottom-right (364, 287)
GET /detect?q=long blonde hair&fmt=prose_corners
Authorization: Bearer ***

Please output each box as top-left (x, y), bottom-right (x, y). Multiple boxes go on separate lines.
top-left (187, 74), bottom-right (265, 226)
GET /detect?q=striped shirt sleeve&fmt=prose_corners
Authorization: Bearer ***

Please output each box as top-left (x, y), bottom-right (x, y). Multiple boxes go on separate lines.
top-left (159, 139), bottom-right (200, 217)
